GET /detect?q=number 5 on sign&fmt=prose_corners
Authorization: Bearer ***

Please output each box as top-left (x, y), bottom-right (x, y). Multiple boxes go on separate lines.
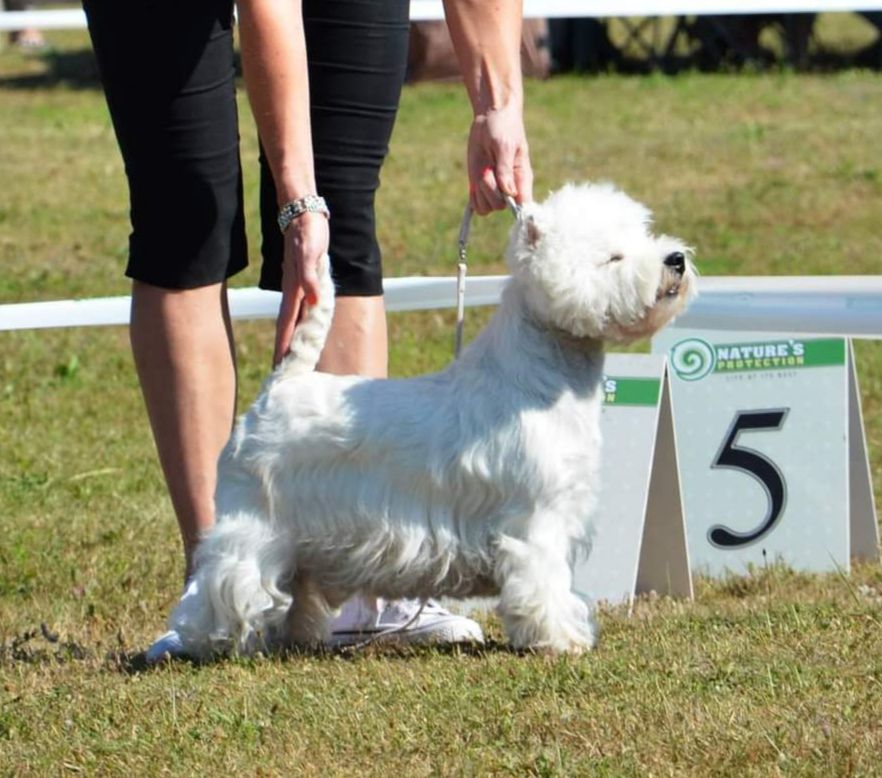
top-left (708, 408), bottom-right (789, 549)
top-left (651, 330), bottom-right (879, 577)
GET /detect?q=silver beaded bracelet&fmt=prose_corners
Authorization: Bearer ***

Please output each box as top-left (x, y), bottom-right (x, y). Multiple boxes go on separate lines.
top-left (277, 195), bottom-right (330, 233)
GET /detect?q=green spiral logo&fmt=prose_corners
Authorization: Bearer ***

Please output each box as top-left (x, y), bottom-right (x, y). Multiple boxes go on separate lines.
top-left (670, 338), bottom-right (716, 381)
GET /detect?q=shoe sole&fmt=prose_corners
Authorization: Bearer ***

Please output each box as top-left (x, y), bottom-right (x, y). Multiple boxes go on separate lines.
top-left (328, 619), bottom-right (484, 647)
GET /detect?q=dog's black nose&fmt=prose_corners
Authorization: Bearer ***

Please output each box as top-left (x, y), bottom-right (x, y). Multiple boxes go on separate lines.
top-left (664, 251), bottom-right (686, 276)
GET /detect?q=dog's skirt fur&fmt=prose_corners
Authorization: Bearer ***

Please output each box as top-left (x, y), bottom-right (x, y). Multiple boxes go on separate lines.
top-left (169, 182), bottom-right (696, 657)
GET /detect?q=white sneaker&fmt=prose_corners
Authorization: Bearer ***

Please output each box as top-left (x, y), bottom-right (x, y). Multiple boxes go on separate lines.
top-left (328, 596), bottom-right (484, 647)
top-left (145, 579), bottom-right (200, 663)
top-left (145, 629), bottom-right (188, 664)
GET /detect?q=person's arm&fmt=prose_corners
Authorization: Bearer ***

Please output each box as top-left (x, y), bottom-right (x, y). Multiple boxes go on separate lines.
top-left (442, 0), bottom-right (533, 214)
top-left (237, 0), bottom-right (330, 365)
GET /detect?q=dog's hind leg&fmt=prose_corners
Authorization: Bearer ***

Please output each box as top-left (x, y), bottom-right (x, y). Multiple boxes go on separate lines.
top-left (171, 515), bottom-right (293, 658)
top-left (494, 533), bottom-right (596, 654)
top-left (282, 574), bottom-right (334, 648)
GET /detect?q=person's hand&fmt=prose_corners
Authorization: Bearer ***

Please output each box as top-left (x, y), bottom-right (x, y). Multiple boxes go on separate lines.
top-left (274, 210), bottom-right (330, 366)
top-left (467, 101), bottom-right (533, 215)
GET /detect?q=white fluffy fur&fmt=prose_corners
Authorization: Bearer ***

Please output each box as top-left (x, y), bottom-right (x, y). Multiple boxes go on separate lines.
top-left (170, 182), bottom-right (697, 658)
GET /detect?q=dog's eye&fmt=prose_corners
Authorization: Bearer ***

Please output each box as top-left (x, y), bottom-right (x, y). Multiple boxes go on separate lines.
top-left (608, 254), bottom-right (624, 264)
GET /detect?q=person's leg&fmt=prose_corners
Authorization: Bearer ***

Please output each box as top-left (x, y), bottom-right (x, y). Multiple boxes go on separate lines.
top-left (259, 0), bottom-right (409, 379)
top-left (316, 297), bottom-right (388, 377)
top-left (130, 282), bottom-right (237, 579)
top-left (84, 0), bottom-right (248, 586)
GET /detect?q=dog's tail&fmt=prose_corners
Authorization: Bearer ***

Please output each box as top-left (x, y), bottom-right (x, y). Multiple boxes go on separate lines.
top-left (277, 253), bottom-right (336, 377)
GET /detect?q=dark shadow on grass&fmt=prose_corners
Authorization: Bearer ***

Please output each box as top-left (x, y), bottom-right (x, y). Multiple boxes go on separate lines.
top-left (3, 619), bottom-right (588, 674)
top-left (0, 46), bottom-right (245, 90)
top-left (0, 47), bottom-right (102, 89)
top-left (108, 638), bottom-right (536, 676)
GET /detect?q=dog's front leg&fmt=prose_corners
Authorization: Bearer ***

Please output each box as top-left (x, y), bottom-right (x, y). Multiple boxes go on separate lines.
top-left (494, 533), bottom-right (596, 654)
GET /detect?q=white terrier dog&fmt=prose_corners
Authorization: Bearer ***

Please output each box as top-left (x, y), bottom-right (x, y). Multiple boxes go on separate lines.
top-left (169, 182), bottom-right (696, 658)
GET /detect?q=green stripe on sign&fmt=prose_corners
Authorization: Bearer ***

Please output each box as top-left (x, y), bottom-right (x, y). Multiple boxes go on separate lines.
top-left (713, 337), bottom-right (845, 375)
top-left (802, 338), bottom-right (847, 367)
top-left (603, 377), bottom-right (661, 406)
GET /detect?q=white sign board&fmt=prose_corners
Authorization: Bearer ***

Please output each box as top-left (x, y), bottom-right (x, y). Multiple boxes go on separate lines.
top-left (651, 330), bottom-right (879, 577)
top-left (572, 354), bottom-right (692, 606)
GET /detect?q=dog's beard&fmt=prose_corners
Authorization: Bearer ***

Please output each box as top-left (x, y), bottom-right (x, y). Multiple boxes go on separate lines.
top-left (608, 273), bottom-right (692, 342)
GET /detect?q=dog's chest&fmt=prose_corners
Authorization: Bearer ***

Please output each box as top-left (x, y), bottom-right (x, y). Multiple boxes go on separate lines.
top-left (517, 390), bottom-right (602, 489)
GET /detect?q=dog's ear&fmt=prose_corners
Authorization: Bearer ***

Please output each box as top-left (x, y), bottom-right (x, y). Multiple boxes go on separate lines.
top-left (517, 203), bottom-right (546, 250)
top-left (523, 214), bottom-right (542, 249)
top-left (506, 203), bottom-right (550, 278)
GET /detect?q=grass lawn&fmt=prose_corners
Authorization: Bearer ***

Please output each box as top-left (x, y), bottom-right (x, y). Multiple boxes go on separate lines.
top-left (1, 19), bottom-right (881, 775)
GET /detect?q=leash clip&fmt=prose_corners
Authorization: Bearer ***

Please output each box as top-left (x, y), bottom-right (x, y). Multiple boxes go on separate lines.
top-left (504, 195), bottom-right (523, 221)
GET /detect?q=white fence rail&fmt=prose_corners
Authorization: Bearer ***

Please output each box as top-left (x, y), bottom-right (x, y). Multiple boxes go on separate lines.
top-left (1, 276), bottom-right (880, 339)
top-left (2, 2), bottom-right (882, 32)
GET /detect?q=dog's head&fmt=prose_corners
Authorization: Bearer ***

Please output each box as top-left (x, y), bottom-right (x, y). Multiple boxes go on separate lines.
top-left (506, 182), bottom-right (696, 343)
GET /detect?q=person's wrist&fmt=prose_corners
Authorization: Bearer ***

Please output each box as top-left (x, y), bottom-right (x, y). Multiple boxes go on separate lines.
top-left (277, 195), bottom-right (330, 234)
top-left (470, 75), bottom-right (522, 116)
top-left (273, 162), bottom-right (317, 204)
top-left (473, 95), bottom-right (522, 121)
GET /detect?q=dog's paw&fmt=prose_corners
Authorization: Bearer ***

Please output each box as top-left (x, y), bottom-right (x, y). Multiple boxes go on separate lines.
top-left (522, 640), bottom-right (593, 658)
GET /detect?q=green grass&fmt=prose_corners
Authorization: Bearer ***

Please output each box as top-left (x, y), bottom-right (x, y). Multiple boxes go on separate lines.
top-left (2, 21), bottom-right (882, 775)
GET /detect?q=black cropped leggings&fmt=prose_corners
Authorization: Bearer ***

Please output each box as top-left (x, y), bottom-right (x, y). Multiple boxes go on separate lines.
top-left (83, 0), bottom-right (410, 296)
